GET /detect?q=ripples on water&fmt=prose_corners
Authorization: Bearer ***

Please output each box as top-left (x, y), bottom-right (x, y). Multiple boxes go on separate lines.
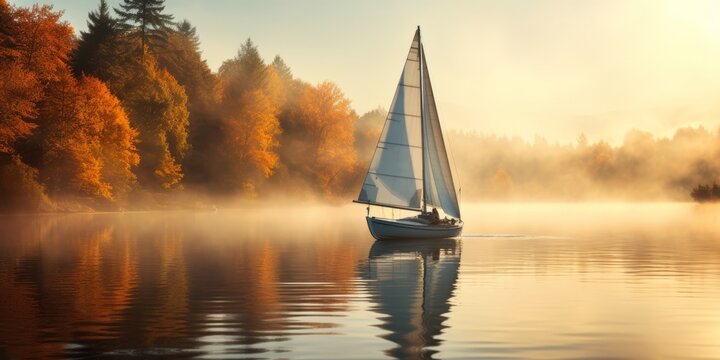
top-left (0, 203), bottom-right (719, 359)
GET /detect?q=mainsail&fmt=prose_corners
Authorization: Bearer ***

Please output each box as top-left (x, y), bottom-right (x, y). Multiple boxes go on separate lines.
top-left (357, 30), bottom-right (423, 210)
top-left (357, 28), bottom-right (461, 219)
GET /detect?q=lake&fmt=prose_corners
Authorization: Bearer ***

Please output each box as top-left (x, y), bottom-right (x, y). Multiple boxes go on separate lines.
top-left (1, 203), bottom-right (719, 359)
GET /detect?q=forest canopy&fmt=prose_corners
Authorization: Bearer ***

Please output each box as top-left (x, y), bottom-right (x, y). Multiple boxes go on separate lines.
top-left (1, 0), bottom-right (719, 212)
top-left (0, 0), bottom-right (362, 211)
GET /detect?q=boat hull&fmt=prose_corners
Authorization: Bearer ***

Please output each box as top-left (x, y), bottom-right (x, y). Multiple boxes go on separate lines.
top-left (366, 216), bottom-right (463, 240)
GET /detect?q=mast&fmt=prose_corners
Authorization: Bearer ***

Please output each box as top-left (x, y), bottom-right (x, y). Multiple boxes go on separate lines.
top-left (418, 26), bottom-right (427, 214)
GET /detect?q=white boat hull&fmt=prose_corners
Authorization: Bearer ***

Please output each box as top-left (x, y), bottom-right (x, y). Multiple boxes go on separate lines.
top-left (366, 216), bottom-right (463, 240)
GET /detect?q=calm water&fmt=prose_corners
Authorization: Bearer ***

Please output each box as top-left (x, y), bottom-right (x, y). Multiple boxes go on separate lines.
top-left (1, 203), bottom-right (719, 359)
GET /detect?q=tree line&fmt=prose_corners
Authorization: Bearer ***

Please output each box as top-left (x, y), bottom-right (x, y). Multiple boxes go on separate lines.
top-left (450, 126), bottom-right (720, 201)
top-left (0, 0), bottom-right (378, 211)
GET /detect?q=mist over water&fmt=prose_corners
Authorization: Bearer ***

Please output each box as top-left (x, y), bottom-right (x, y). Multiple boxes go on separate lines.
top-left (1, 203), bottom-right (719, 359)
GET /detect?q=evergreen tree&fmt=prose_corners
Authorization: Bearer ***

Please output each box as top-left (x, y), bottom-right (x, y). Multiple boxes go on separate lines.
top-left (219, 38), bottom-right (265, 86)
top-left (175, 19), bottom-right (199, 51)
top-left (155, 20), bottom-right (218, 186)
top-left (115, 0), bottom-right (174, 56)
top-left (156, 19), bottom-right (213, 107)
top-left (271, 55), bottom-right (292, 84)
top-left (72, 0), bottom-right (118, 76)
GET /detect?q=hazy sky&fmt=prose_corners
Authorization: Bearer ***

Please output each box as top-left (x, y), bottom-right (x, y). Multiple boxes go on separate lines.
top-left (11, 0), bottom-right (720, 143)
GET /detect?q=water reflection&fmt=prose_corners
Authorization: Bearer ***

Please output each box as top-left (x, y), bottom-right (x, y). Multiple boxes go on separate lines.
top-left (364, 239), bottom-right (460, 359)
top-left (0, 211), bottom-right (371, 359)
top-left (1, 204), bottom-right (720, 359)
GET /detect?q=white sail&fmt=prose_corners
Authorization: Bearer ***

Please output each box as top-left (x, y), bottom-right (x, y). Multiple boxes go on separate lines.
top-left (358, 30), bottom-right (423, 210)
top-left (421, 47), bottom-right (461, 219)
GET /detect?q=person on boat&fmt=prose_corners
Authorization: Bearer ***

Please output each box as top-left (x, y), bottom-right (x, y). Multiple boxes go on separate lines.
top-left (430, 208), bottom-right (440, 224)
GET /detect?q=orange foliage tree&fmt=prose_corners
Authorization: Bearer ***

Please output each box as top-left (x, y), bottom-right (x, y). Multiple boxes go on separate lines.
top-left (0, 1), bottom-right (69, 155)
top-left (11, 3), bottom-right (73, 82)
top-left (78, 76), bottom-right (139, 198)
top-left (216, 39), bottom-right (282, 194)
top-left (0, 62), bottom-right (39, 155)
top-left (283, 82), bottom-right (358, 197)
top-left (38, 72), bottom-right (139, 201)
top-left (225, 90), bottom-right (281, 178)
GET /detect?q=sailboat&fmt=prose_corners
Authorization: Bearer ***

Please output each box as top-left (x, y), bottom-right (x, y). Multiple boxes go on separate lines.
top-left (354, 27), bottom-right (463, 240)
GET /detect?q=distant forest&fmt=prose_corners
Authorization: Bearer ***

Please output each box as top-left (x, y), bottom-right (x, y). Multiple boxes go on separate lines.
top-left (450, 127), bottom-right (720, 201)
top-left (1, 0), bottom-right (719, 212)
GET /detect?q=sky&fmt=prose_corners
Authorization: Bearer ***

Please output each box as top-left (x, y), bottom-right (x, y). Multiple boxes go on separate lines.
top-left (10, 0), bottom-right (720, 144)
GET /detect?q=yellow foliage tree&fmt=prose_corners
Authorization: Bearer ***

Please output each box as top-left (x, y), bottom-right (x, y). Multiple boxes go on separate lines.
top-left (225, 90), bottom-right (281, 179)
top-left (215, 39), bottom-right (283, 194)
top-left (77, 76), bottom-right (139, 198)
top-left (106, 48), bottom-right (189, 190)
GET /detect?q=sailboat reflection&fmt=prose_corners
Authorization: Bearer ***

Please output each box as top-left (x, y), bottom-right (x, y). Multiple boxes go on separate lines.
top-left (364, 239), bottom-right (461, 359)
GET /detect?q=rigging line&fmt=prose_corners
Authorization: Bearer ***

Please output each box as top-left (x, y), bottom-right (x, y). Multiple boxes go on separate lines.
top-left (379, 140), bottom-right (421, 149)
top-left (388, 112), bottom-right (421, 118)
top-left (368, 171), bottom-right (422, 181)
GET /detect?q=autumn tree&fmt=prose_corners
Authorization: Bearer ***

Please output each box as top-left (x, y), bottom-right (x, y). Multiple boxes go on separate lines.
top-left (115, 0), bottom-right (173, 57)
top-left (73, 1), bottom-right (189, 191)
top-left (0, 0), bottom-right (18, 59)
top-left (72, 0), bottom-right (118, 77)
top-left (0, 62), bottom-right (39, 155)
top-left (222, 90), bottom-right (281, 192)
top-left (1, 2), bottom-right (73, 156)
top-left (37, 72), bottom-right (139, 201)
top-left (106, 49), bottom-right (189, 190)
top-left (214, 39), bottom-right (283, 194)
top-left (354, 107), bottom-right (385, 164)
top-left (282, 82), bottom-right (358, 197)
top-left (78, 76), bottom-right (139, 199)
top-left (11, 3), bottom-right (74, 82)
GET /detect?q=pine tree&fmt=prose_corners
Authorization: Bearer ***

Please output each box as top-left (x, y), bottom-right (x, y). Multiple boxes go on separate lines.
top-left (175, 19), bottom-right (199, 51)
top-left (271, 55), bottom-right (292, 84)
top-left (73, 0), bottom-right (118, 76)
top-left (114, 0), bottom-right (174, 57)
top-left (219, 38), bottom-right (265, 87)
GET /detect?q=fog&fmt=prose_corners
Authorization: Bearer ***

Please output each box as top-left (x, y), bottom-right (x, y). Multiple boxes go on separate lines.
top-left (447, 125), bottom-right (720, 201)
